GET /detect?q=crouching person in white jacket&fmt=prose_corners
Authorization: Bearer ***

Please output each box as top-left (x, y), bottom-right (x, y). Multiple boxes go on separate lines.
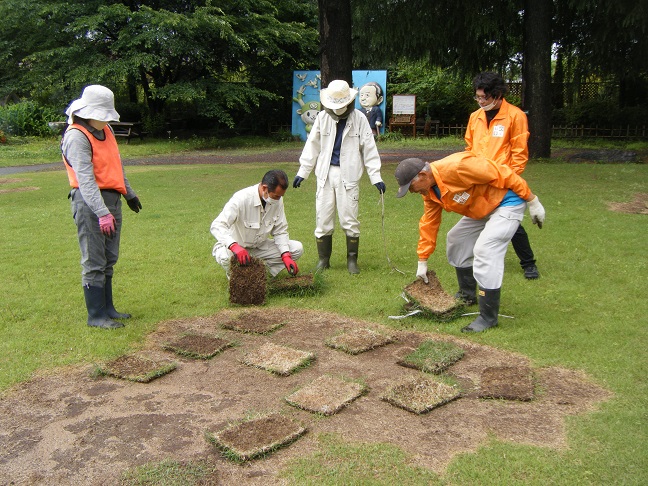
top-left (211, 169), bottom-right (303, 278)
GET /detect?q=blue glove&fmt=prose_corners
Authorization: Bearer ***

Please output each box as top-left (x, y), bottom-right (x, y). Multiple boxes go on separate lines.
top-left (374, 182), bottom-right (386, 194)
top-left (293, 176), bottom-right (304, 188)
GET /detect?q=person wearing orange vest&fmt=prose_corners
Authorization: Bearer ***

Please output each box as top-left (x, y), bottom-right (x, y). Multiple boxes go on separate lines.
top-left (465, 72), bottom-right (540, 280)
top-left (62, 85), bottom-right (142, 329)
top-left (395, 154), bottom-right (545, 332)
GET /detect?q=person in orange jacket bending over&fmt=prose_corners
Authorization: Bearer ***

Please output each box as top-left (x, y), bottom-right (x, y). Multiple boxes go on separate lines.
top-left (465, 72), bottom-right (540, 280)
top-left (395, 154), bottom-right (545, 332)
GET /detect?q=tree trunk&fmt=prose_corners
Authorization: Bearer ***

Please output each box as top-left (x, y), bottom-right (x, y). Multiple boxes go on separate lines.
top-left (318, 0), bottom-right (353, 87)
top-left (523, 0), bottom-right (552, 158)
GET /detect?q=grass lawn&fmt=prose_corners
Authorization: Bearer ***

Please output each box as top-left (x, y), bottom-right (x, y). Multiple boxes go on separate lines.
top-left (0, 138), bottom-right (646, 484)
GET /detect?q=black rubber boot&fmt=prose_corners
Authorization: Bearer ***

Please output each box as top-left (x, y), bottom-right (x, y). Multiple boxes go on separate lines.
top-left (462, 288), bottom-right (500, 333)
top-left (83, 285), bottom-right (124, 329)
top-left (346, 235), bottom-right (360, 274)
top-left (315, 235), bottom-right (332, 270)
top-left (454, 266), bottom-right (477, 305)
top-left (105, 276), bottom-right (131, 319)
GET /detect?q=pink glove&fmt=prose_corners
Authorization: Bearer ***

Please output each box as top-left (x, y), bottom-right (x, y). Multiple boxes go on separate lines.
top-left (98, 214), bottom-right (116, 237)
top-left (229, 243), bottom-right (250, 265)
top-left (282, 252), bottom-right (299, 275)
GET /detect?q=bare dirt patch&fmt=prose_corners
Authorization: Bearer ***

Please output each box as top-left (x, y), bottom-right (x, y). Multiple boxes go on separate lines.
top-left (0, 308), bottom-right (612, 485)
top-left (607, 192), bottom-right (648, 215)
top-left (0, 186), bottom-right (40, 194)
top-left (221, 309), bottom-right (285, 334)
top-left (479, 365), bottom-right (535, 401)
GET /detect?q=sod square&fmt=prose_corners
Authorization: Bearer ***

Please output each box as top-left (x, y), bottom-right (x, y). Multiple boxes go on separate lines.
top-left (96, 355), bottom-right (177, 383)
top-left (208, 413), bottom-right (307, 462)
top-left (242, 342), bottom-right (315, 376)
top-left (325, 327), bottom-right (395, 355)
top-left (229, 256), bottom-right (267, 306)
top-left (403, 270), bottom-right (465, 321)
top-left (163, 333), bottom-right (234, 359)
top-left (221, 310), bottom-right (285, 334)
top-left (479, 366), bottom-right (535, 401)
top-left (397, 340), bottom-right (465, 374)
top-left (381, 376), bottom-right (461, 414)
top-left (285, 375), bottom-right (367, 415)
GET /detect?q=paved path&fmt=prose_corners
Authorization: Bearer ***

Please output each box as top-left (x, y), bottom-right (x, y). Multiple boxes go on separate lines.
top-left (1, 147), bottom-right (644, 176)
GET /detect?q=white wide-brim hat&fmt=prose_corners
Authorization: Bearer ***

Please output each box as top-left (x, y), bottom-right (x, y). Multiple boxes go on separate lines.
top-left (65, 85), bottom-right (120, 124)
top-left (320, 80), bottom-right (358, 110)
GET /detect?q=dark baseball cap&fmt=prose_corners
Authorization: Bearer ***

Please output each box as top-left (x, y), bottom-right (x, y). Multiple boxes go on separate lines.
top-left (395, 158), bottom-right (426, 197)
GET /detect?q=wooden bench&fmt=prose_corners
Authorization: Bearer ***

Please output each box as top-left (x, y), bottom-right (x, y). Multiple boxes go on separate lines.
top-left (109, 122), bottom-right (145, 144)
top-left (389, 114), bottom-right (416, 138)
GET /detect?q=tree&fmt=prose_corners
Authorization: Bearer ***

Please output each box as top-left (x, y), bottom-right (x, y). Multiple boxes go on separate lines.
top-left (523, 0), bottom-right (552, 158)
top-left (0, 0), bottom-right (319, 130)
top-left (317, 0), bottom-right (353, 86)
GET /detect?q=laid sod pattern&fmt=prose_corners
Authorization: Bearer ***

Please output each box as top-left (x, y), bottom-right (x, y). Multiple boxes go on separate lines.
top-left (207, 413), bottom-right (307, 462)
top-left (229, 256), bottom-right (266, 306)
top-left (397, 340), bottom-right (465, 374)
top-left (285, 375), bottom-right (367, 416)
top-left (325, 327), bottom-right (395, 355)
top-left (221, 310), bottom-right (285, 334)
top-left (96, 355), bottom-right (177, 383)
top-left (268, 273), bottom-right (321, 296)
top-left (403, 270), bottom-right (465, 321)
top-left (381, 376), bottom-right (461, 414)
top-left (479, 366), bottom-right (535, 401)
top-left (162, 333), bottom-right (234, 360)
top-left (241, 342), bottom-right (315, 376)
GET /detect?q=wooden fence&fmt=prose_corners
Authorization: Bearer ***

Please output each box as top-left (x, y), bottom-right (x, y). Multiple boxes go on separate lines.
top-left (410, 121), bottom-right (647, 139)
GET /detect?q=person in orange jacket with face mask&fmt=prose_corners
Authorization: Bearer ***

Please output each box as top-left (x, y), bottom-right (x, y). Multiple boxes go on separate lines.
top-left (395, 153), bottom-right (545, 332)
top-left (465, 72), bottom-right (540, 280)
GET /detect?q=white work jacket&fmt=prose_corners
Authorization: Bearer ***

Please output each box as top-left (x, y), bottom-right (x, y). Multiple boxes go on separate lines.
top-left (297, 109), bottom-right (383, 188)
top-left (210, 184), bottom-right (290, 254)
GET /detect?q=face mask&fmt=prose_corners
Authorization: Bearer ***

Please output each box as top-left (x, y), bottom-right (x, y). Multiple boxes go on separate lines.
top-left (481, 99), bottom-right (498, 111)
top-left (333, 107), bottom-right (347, 116)
top-left (263, 191), bottom-right (279, 206)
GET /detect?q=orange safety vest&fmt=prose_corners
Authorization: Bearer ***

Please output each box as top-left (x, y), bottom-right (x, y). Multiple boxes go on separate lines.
top-left (63, 124), bottom-right (126, 194)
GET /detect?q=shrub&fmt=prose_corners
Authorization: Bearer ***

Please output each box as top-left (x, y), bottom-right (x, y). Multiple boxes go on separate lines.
top-left (0, 130), bottom-right (7, 144)
top-left (0, 101), bottom-right (61, 137)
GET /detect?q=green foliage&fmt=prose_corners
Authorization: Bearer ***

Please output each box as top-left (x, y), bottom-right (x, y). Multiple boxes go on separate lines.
top-left (553, 100), bottom-right (648, 126)
top-left (0, 0), bottom-right (318, 130)
top-left (0, 101), bottom-right (60, 137)
top-left (388, 62), bottom-right (475, 123)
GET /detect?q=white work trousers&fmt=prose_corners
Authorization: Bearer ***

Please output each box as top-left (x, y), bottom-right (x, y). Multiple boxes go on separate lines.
top-left (213, 239), bottom-right (303, 278)
top-left (315, 165), bottom-right (360, 238)
top-left (446, 203), bottom-right (525, 289)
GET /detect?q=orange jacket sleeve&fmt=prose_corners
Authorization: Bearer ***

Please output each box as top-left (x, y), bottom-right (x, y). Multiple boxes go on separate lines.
top-left (417, 195), bottom-right (444, 260)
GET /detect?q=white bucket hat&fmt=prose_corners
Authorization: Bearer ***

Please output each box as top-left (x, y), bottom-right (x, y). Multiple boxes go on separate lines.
top-left (320, 80), bottom-right (358, 110)
top-left (65, 85), bottom-right (120, 124)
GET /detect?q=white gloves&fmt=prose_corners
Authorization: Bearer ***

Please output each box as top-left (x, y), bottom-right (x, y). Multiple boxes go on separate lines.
top-left (527, 196), bottom-right (545, 229)
top-left (417, 260), bottom-right (429, 283)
